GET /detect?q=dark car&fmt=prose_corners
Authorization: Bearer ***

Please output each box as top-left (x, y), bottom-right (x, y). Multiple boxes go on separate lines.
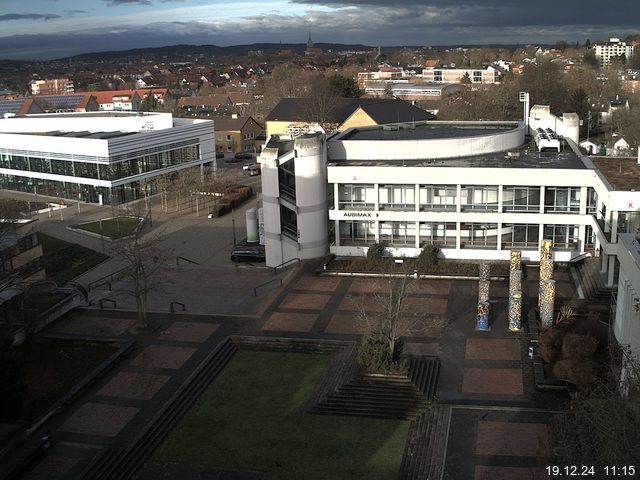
top-left (230, 244), bottom-right (265, 263)
top-left (234, 152), bottom-right (253, 160)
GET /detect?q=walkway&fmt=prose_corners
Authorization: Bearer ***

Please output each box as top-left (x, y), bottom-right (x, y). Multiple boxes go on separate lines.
top-left (19, 259), bottom-right (584, 479)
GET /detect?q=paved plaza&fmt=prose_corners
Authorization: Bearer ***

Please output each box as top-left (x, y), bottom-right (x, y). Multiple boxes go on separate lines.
top-left (4, 189), bottom-right (585, 480)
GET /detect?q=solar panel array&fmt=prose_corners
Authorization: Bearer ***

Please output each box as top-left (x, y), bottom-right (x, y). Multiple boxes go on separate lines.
top-left (0, 99), bottom-right (26, 117)
top-left (36, 95), bottom-right (84, 110)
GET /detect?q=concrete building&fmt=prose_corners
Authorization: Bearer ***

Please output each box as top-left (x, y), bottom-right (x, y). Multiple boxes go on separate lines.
top-left (421, 66), bottom-right (501, 84)
top-left (257, 103), bottom-right (640, 297)
top-left (0, 112), bottom-right (215, 205)
top-left (30, 79), bottom-right (74, 95)
top-left (364, 83), bottom-right (460, 101)
top-left (594, 38), bottom-right (635, 68)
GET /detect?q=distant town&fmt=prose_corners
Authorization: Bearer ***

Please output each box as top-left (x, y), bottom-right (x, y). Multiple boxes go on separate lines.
top-left (1, 31), bottom-right (640, 480)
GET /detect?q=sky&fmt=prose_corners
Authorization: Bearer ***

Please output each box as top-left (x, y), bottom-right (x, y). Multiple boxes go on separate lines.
top-left (0, 0), bottom-right (638, 60)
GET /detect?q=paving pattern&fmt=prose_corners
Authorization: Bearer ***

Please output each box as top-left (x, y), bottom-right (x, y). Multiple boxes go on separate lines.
top-left (20, 261), bottom-right (581, 479)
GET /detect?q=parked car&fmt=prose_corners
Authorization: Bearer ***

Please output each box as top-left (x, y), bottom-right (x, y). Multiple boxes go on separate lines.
top-left (230, 244), bottom-right (265, 263)
top-left (234, 152), bottom-right (253, 160)
top-left (242, 163), bottom-right (261, 176)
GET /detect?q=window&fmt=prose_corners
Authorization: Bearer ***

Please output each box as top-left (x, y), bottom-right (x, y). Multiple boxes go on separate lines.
top-left (502, 186), bottom-right (540, 212)
top-left (338, 184), bottom-right (375, 210)
top-left (544, 187), bottom-right (580, 213)
top-left (339, 220), bottom-right (376, 246)
top-left (226, 135), bottom-right (232, 141)
top-left (501, 224), bottom-right (539, 249)
top-left (379, 221), bottom-right (416, 246)
top-left (587, 187), bottom-right (598, 215)
top-left (280, 205), bottom-right (297, 240)
top-left (461, 185), bottom-right (498, 211)
top-left (379, 184), bottom-right (415, 210)
top-left (461, 223), bottom-right (498, 248)
top-left (543, 224), bottom-right (579, 250)
top-left (419, 185), bottom-right (456, 211)
top-left (419, 222), bottom-right (456, 247)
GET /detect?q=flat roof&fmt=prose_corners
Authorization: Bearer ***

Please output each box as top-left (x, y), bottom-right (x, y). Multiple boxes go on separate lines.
top-left (8, 130), bottom-right (137, 140)
top-left (339, 122), bottom-right (517, 141)
top-left (328, 137), bottom-right (587, 170)
top-left (591, 157), bottom-right (640, 191)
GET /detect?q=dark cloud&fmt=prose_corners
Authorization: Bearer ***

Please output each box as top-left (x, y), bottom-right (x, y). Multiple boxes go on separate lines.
top-left (63, 10), bottom-right (86, 14)
top-left (0, 13), bottom-right (61, 22)
top-left (106, 0), bottom-right (152, 6)
top-left (293, 0), bottom-right (640, 28)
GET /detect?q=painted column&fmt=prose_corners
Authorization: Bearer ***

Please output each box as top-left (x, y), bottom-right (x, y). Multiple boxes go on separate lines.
top-left (509, 291), bottom-right (523, 331)
top-left (510, 250), bottom-right (522, 271)
top-left (510, 268), bottom-right (522, 293)
top-left (540, 239), bottom-right (552, 261)
top-left (476, 301), bottom-right (490, 331)
top-left (479, 262), bottom-right (490, 281)
top-left (539, 257), bottom-right (554, 307)
top-left (540, 279), bottom-right (556, 328)
top-left (479, 280), bottom-right (490, 303)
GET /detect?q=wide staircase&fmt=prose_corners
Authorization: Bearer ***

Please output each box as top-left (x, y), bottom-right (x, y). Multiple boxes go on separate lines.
top-left (309, 357), bottom-right (440, 420)
top-left (399, 404), bottom-right (451, 480)
top-left (573, 258), bottom-right (613, 301)
top-left (80, 338), bottom-right (238, 480)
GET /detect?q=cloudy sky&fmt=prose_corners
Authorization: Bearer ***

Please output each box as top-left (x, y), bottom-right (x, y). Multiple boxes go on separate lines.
top-left (1, 0), bottom-right (638, 60)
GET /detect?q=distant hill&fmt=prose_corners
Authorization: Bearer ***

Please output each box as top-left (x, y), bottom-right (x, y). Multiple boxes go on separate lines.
top-left (60, 43), bottom-right (374, 62)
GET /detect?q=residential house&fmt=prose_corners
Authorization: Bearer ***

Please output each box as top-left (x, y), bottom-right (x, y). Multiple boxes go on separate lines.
top-left (0, 94), bottom-right (99, 116)
top-left (211, 115), bottom-right (263, 155)
top-left (92, 90), bottom-right (143, 112)
top-left (265, 97), bottom-right (435, 138)
top-left (594, 38), bottom-right (635, 68)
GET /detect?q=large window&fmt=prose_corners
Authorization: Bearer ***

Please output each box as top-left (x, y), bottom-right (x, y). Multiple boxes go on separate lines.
top-left (586, 187), bottom-right (598, 215)
top-left (280, 205), bottom-right (297, 240)
top-left (544, 187), bottom-right (580, 213)
top-left (501, 224), bottom-right (539, 249)
top-left (502, 186), bottom-right (540, 212)
top-left (379, 221), bottom-right (416, 246)
top-left (419, 222), bottom-right (456, 247)
top-left (339, 220), bottom-right (376, 246)
top-left (278, 158), bottom-right (296, 202)
top-left (461, 185), bottom-right (498, 211)
top-left (338, 184), bottom-right (375, 210)
top-left (543, 224), bottom-right (579, 250)
top-left (379, 185), bottom-right (415, 210)
top-left (461, 223), bottom-right (498, 248)
top-left (419, 185), bottom-right (457, 211)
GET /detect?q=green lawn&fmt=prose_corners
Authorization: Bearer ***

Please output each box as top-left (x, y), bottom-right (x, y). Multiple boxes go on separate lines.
top-left (39, 233), bottom-right (109, 285)
top-left (75, 216), bottom-right (141, 239)
top-left (155, 351), bottom-right (409, 479)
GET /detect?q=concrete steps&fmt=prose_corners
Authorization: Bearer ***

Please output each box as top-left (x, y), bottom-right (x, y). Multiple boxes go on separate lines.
top-left (399, 404), bottom-right (451, 480)
top-left (574, 259), bottom-right (612, 301)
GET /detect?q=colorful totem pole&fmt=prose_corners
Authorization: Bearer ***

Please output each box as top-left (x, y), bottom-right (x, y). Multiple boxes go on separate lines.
top-left (540, 279), bottom-right (556, 328)
top-left (476, 262), bottom-right (491, 330)
top-left (476, 301), bottom-right (490, 331)
top-left (508, 291), bottom-right (523, 331)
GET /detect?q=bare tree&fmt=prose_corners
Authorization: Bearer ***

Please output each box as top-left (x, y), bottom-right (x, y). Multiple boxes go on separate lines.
top-left (108, 206), bottom-right (170, 330)
top-left (356, 273), bottom-right (421, 374)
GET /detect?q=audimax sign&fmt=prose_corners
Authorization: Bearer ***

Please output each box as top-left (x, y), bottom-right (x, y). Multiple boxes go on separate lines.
top-left (340, 211), bottom-right (380, 219)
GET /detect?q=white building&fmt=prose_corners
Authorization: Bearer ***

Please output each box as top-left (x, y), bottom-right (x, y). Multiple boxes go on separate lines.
top-left (594, 38), bottom-right (635, 68)
top-left (0, 112), bottom-right (215, 205)
top-left (258, 106), bottom-right (640, 295)
top-left (614, 234), bottom-right (640, 369)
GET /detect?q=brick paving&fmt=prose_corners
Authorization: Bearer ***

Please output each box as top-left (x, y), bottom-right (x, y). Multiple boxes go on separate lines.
top-left (465, 338), bottom-right (521, 361)
top-left (47, 315), bottom-right (135, 337)
top-left (294, 276), bottom-right (341, 292)
top-left (158, 321), bottom-right (219, 343)
top-left (97, 372), bottom-right (170, 400)
top-left (59, 403), bottom-right (140, 437)
top-left (129, 345), bottom-right (197, 370)
top-left (462, 368), bottom-right (524, 395)
top-left (278, 293), bottom-right (331, 310)
top-left (474, 466), bottom-right (547, 480)
top-left (19, 260), bottom-right (580, 479)
top-left (475, 420), bottom-right (549, 456)
top-left (261, 311), bottom-right (319, 332)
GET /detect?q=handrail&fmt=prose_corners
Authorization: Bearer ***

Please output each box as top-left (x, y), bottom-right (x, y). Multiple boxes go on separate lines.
top-left (170, 301), bottom-right (186, 313)
top-left (99, 298), bottom-right (116, 309)
top-left (253, 278), bottom-right (283, 297)
top-left (88, 266), bottom-right (128, 291)
top-left (272, 257), bottom-right (300, 274)
top-left (176, 256), bottom-right (200, 266)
